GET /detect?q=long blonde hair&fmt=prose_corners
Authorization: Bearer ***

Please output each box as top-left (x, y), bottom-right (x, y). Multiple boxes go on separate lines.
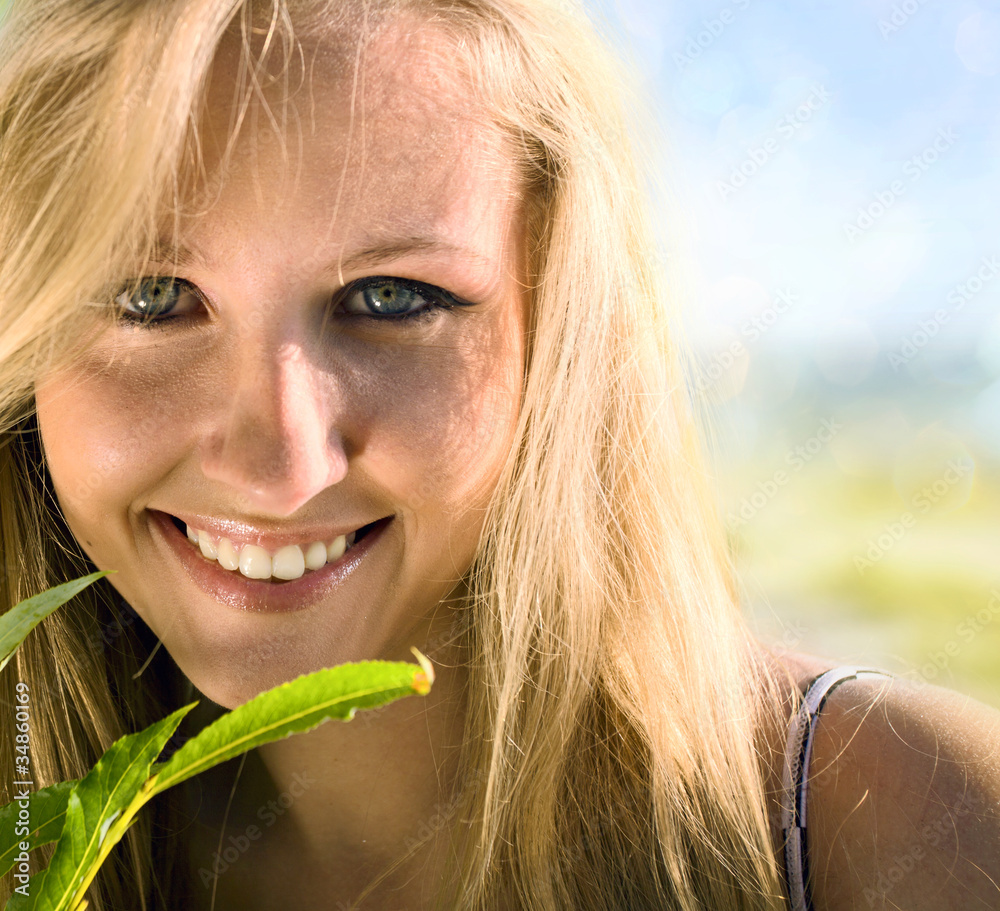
top-left (0, 1), bottom-right (787, 908)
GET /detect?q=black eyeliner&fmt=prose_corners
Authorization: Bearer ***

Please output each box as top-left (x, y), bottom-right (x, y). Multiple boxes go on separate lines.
top-left (113, 276), bottom-right (202, 329)
top-left (335, 275), bottom-right (474, 323)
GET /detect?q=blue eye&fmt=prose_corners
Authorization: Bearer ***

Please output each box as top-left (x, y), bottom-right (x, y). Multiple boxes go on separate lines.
top-left (115, 277), bottom-right (200, 324)
top-left (339, 277), bottom-right (466, 322)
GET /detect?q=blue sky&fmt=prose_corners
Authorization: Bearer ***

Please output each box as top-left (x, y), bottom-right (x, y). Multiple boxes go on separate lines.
top-left (583, 0), bottom-right (1000, 367)
top-left (578, 0), bottom-right (1000, 470)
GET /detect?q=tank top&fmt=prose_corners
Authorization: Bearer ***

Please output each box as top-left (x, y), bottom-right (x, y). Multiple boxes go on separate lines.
top-left (780, 666), bottom-right (893, 911)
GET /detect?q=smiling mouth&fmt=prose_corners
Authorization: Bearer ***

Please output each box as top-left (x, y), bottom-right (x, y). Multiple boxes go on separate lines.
top-left (169, 514), bottom-right (391, 583)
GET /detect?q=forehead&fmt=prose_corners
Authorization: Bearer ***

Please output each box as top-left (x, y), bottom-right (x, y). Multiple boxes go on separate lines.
top-left (182, 10), bottom-right (520, 257)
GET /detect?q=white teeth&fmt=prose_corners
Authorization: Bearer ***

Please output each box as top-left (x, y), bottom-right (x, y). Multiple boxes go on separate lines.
top-left (272, 545), bottom-right (306, 581)
top-left (198, 534), bottom-right (218, 560)
top-left (182, 521), bottom-right (377, 582)
top-left (239, 545), bottom-right (273, 580)
top-left (217, 537), bottom-right (240, 571)
top-left (327, 535), bottom-right (347, 562)
top-left (304, 541), bottom-right (328, 571)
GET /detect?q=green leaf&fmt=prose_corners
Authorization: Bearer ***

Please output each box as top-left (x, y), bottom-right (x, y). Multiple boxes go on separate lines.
top-left (0, 574), bottom-right (109, 674)
top-left (1, 654), bottom-right (432, 911)
top-left (7, 704), bottom-right (194, 911)
top-left (0, 782), bottom-right (75, 877)
top-left (152, 656), bottom-right (433, 795)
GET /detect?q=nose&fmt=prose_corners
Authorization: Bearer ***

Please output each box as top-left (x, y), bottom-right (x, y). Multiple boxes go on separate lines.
top-left (199, 340), bottom-right (349, 516)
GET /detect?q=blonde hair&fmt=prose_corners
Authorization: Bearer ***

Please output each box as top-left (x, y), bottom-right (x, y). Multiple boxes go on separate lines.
top-left (0, 1), bottom-right (787, 908)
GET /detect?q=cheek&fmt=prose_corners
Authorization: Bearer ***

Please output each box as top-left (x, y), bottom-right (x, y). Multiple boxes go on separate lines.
top-left (360, 316), bottom-right (523, 534)
top-left (33, 352), bottom-right (198, 548)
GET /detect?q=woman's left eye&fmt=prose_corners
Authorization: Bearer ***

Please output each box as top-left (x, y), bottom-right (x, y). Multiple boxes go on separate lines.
top-left (337, 277), bottom-right (466, 322)
top-left (114, 276), bottom-right (201, 325)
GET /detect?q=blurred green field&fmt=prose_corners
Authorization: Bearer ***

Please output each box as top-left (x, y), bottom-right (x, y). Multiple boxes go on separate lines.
top-left (718, 428), bottom-right (1000, 708)
top-left (697, 337), bottom-right (1000, 709)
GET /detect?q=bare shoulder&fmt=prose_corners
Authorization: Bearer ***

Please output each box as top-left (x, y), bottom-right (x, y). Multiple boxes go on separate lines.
top-left (780, 654), bottom-right (1000, 910)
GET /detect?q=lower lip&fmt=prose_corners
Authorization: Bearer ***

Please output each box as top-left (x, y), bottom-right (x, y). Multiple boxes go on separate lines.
top-left (150, 511), bottom-right (393, 613)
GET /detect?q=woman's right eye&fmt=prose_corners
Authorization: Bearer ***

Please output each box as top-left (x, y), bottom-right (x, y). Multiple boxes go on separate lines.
top-left (114, 276), bottom-right (201, 325)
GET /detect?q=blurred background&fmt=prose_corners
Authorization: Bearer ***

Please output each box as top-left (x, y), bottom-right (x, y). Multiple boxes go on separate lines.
top-left (585, 0), bottom-right (1000, 705)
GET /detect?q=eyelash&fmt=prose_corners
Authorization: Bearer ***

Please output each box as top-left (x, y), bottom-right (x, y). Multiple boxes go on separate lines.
top-left (113, 275), bottom-right (468, 328)
top-left (334, 276), bottom-right (467, 324)
top-left (113, 277), bottom-right (201, 329)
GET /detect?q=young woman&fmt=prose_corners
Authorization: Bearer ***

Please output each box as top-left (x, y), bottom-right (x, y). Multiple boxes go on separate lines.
top-left (0, 1), bottom-right (997, 909)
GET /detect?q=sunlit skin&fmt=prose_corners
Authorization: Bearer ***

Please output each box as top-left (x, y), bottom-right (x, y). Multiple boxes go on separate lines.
top-left (34, 16), bottom-right (526, 909)
top-left (32, 9), bottom-right (1000, 911)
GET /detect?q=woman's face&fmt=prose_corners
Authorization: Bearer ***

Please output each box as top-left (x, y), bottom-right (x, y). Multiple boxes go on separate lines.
top-left (34, 18), bottom-right (527, 707)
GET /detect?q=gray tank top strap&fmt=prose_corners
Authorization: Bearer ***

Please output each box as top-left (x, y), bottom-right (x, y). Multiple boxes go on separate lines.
top-left (781, 666), bottom-right (893, 911)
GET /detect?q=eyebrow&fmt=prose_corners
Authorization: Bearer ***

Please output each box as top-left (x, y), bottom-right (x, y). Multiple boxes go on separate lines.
top-left (338, 237), bottom-right (494, 274)
top-left (151, 235), bottom-right (496, 277)
top-left (150, 239), bottom-right (205, 270)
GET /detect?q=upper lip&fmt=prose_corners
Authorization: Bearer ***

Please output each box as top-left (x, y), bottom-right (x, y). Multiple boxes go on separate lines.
top-left (157, 510), bottom-right (391, 549)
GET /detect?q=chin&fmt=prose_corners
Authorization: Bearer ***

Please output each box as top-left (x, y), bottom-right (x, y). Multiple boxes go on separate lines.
top-left (184, 660), bottom-right (317, 710)
top-left (166, 616), bottom-right (421, 711)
